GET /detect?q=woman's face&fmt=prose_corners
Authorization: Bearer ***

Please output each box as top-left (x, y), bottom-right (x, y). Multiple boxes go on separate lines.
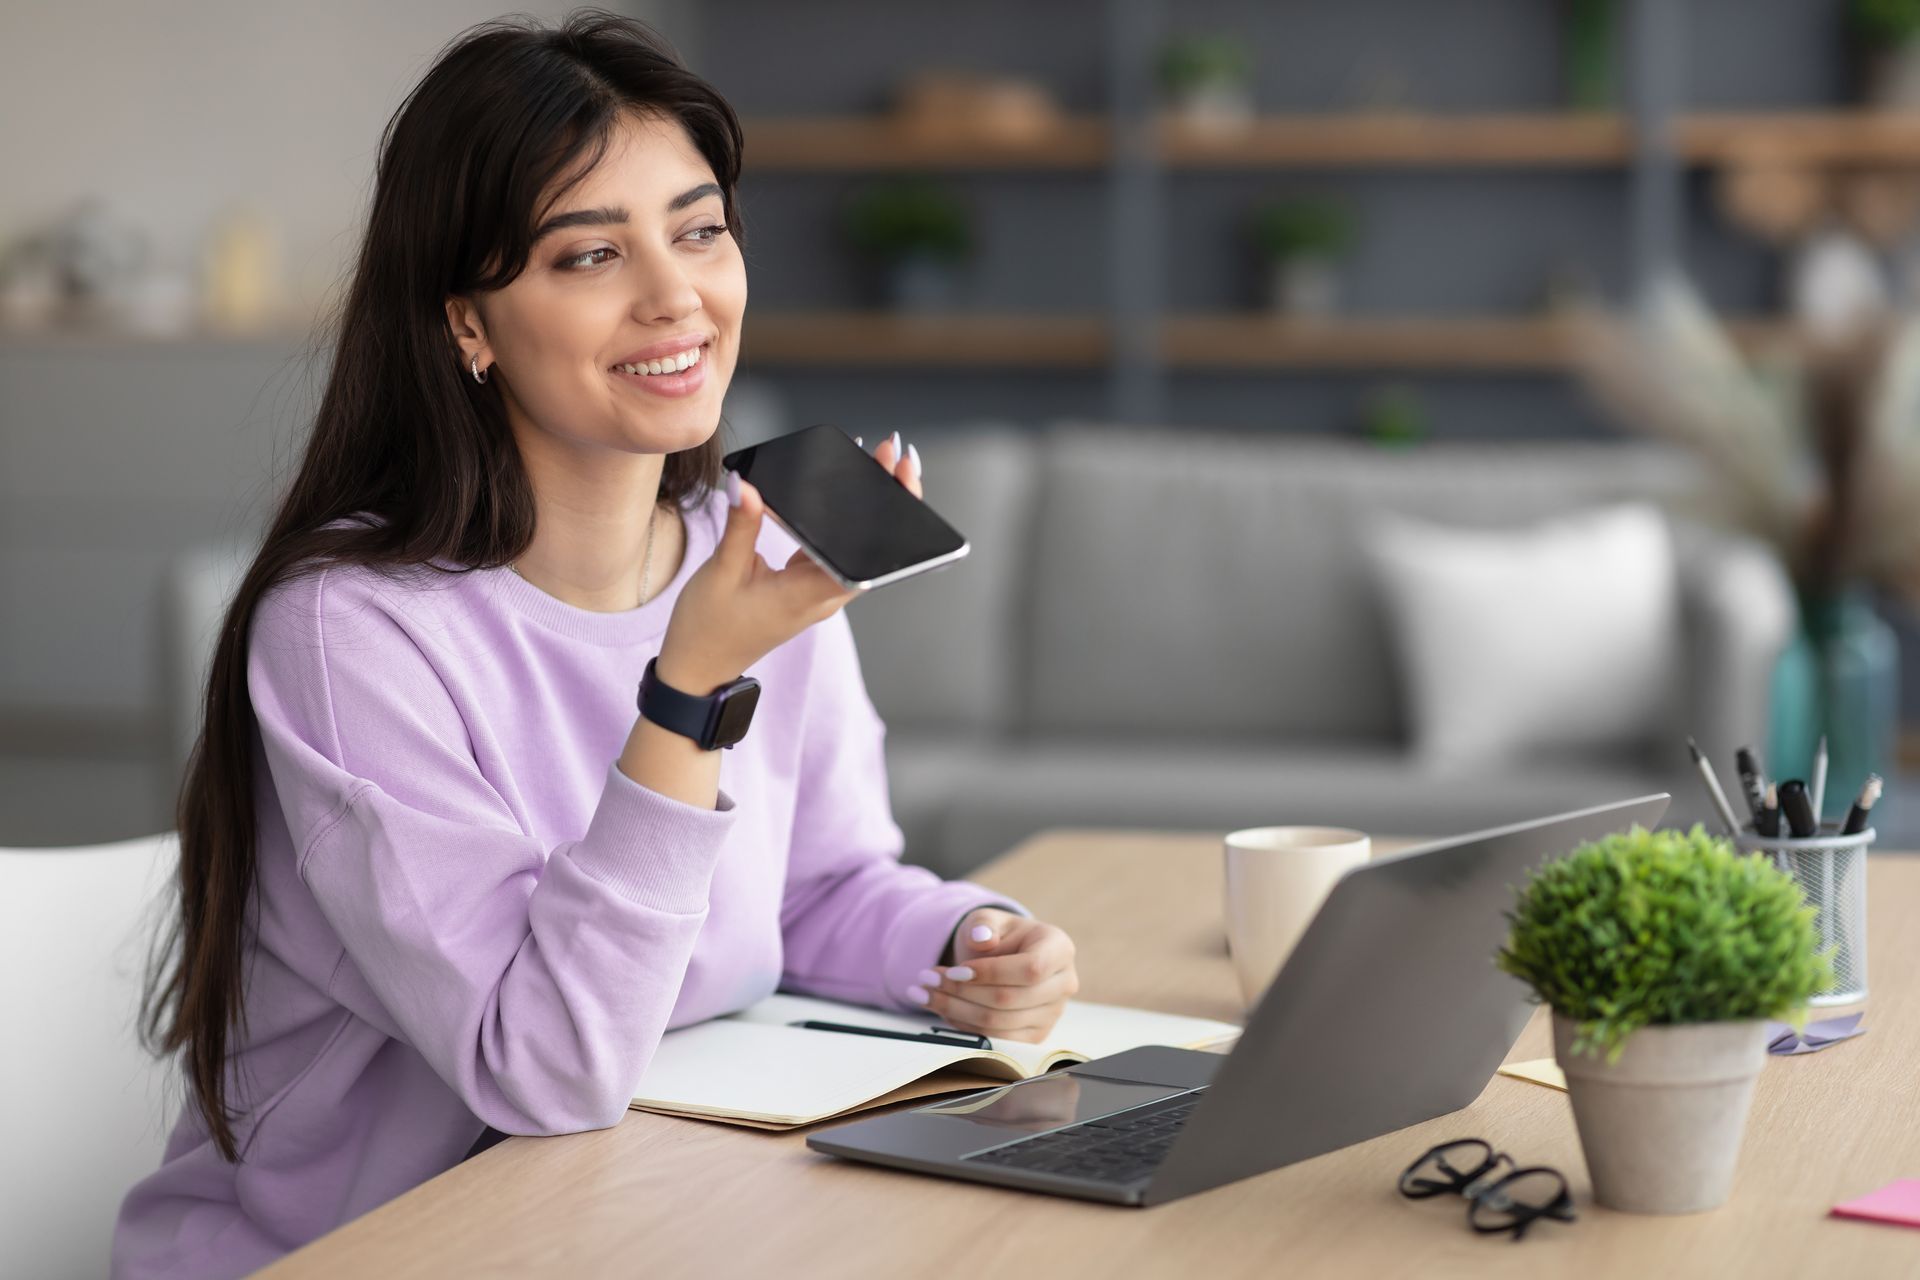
top-left (467, 109), bottom-right (746, 457)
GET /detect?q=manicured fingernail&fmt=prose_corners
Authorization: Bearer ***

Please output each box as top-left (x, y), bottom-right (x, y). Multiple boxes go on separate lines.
top-left (889, 429), bottom-right (902, 457)
top-left (917, 968), bottom-right (942, 987)
top-left (946, 966), bottom-right (975, 981)
top-left (971, 925), bottom-right (993, 943)
top-left (725, 470), bottom-right (741, 508)
top-left (907, 984), bottom-right (930, 1004)
top-left (907, 441), bottom-right (922, 480)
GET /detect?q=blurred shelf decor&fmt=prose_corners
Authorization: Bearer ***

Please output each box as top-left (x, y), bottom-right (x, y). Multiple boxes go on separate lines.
top-left (1567, 273), bottom-right (1914, 816)
top-left (1849, 0), bottom-right (1920, 109)
top-left (837, 176), bottom-right (975, 311)
top-left (1246, 195), bottom-right (1358, 316)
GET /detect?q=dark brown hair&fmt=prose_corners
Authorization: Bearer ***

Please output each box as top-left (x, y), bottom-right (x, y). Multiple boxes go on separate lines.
top-left (138, 8), bottom-right (747, 1162)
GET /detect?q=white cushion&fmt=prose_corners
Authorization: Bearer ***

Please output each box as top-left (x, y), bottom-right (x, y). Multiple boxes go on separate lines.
top-left (1363, 501), bottom-right (1683, 767)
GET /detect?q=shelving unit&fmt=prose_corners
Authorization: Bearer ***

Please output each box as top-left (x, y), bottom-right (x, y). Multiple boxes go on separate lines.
top-left (742, 309), bottom-right (1792, 372)
top-left (740, 96), bottom-right (1899, 374)
top-left (745, 110), bottom-right (1920, 173)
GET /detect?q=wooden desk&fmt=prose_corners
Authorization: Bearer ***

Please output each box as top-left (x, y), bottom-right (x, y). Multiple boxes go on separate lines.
top-left (264, 831), bottom-right (1920, 1278)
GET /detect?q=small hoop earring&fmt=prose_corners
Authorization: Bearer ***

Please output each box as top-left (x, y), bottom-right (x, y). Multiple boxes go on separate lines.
top-left (470, 354), bottom-right (489, 385)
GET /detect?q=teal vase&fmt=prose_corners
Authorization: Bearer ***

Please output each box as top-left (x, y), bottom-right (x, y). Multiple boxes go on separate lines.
top-left (1768, 588), bottom-right (1901, 823)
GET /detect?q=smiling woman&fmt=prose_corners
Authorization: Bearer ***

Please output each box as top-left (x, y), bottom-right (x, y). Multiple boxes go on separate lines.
top-left (445, 106), bottom-right (747, 581)
top-left (112, 10), bottom-right (1061, 1280)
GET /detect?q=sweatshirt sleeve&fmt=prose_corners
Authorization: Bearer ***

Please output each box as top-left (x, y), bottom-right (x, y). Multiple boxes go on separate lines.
top-left (777, 609), bottom-right (1031, 1013)
top-left (247, 567), bottom-right (736, 1135)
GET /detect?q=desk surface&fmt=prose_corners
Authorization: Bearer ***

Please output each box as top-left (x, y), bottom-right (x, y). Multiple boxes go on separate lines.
top-left (264, 831), bottom-right (1920, 1278)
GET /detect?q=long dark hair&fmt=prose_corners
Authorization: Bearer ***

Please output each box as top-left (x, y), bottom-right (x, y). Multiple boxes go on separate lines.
top-left (138, 9), bottom-right (747, 1162)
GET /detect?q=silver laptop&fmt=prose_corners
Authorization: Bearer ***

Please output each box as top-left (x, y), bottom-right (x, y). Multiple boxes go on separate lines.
top-left (806, 793), bottom-right (1670, 1207)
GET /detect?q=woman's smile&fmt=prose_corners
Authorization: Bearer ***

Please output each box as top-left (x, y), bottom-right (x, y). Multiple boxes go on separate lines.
top-left (609, 338), bottom-right (711, 398)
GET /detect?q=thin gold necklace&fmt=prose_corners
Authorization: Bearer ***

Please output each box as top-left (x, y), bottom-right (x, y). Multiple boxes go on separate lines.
top-left (510, 505), bottom-right (659, 605)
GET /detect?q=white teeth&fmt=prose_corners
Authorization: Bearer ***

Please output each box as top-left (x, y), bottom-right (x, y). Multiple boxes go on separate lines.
top-left (616, 344), bottom-right (704, 376)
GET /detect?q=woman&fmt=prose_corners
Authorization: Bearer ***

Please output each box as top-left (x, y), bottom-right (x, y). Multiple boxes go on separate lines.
top-left (116, 12), bottom-right (1079, 1277)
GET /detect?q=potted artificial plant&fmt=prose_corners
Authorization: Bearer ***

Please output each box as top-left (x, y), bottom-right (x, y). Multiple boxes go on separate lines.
top-left (1850, 0), bottom-right (1920, 108)
top-left (840, 177), bottom-right (973, 313)
top-left (1495, 825), bottom-right (1834, 1214)
top-left (1248, 198), bottom-right (1357, 316)
top-left (1156, 33), bottom-right (1254, 134)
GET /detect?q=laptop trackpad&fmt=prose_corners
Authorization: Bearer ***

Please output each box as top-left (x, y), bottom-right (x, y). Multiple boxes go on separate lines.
top-left (916, 1072), bottom-right (1190, 1144)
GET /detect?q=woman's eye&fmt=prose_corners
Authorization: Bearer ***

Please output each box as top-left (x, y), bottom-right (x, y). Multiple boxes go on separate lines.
top-left (560, 226), bottom-right (727, 270)
top-left (561, 246), bottom-right (617, 269)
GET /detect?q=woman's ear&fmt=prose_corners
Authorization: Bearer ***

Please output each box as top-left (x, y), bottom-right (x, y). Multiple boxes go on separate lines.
top-left (444, 295), bottom-right (489, 370)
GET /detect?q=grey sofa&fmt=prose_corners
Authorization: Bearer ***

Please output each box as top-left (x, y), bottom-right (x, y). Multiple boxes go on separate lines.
top-left (160, 421), bottom-right (1796, 881)
top-left (844, 422), bottom-right (1796, 878)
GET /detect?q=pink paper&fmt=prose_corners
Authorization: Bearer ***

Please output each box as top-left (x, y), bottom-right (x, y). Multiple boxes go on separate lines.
top-left (1832, 1179), bottom-right (1920, 1229)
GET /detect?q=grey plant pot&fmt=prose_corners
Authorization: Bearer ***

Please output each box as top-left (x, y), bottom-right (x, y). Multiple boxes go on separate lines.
top-left (1866, 41), bottom-right (1920, 109)
top-left (1267, 256), bottom-right (1341, 316)
top-left (884, 253), bottom-right (961, 313)
top-left (1552, 1012), bottom-right (1770, 1214)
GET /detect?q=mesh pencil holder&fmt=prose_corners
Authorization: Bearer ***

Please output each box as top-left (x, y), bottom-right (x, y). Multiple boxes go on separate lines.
top-left (1734, 822), bottom-right (1875, 1006)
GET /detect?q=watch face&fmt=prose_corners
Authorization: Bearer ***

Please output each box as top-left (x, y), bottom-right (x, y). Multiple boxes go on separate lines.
top-left (711, 679), bottom-right (761, 747)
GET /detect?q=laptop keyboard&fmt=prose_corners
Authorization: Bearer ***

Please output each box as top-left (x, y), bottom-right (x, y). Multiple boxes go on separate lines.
top-left (959, 1089), bottom-right (1205, 1184)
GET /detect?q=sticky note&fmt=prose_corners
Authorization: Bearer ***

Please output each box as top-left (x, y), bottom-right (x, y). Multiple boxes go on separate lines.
top-left (1832, 1179), bottom-right (1920, 1229)
top-left (1496, 1058), bottom-right (1567, 1092)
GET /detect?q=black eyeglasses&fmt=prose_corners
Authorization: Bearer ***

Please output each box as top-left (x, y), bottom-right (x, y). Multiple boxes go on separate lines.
top-left (1398, 1138), bottom-right (1576, 1241)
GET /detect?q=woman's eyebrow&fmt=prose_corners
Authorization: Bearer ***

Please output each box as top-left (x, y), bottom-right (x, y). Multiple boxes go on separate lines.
top-left (532, 184), bottom-right (723, 242)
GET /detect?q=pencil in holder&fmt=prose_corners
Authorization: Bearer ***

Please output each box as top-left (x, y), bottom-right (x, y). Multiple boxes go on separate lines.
top-left (1734, 822), bottom-right (1874, 1006)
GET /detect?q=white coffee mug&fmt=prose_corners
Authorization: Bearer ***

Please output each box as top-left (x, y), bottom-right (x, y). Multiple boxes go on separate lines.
top-left (1223, 826), bottom-right (1371, 1010)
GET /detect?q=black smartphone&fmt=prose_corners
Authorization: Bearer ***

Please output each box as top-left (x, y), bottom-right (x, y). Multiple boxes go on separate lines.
top-left (721, 423), bottom-right (969, 591)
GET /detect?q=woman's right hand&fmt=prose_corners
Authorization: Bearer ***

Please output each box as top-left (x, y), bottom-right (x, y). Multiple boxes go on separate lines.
top-left (655, 471), bottom-right (863, 692)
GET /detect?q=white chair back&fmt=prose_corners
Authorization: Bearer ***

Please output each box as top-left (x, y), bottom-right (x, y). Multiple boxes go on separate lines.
top-left (0, 832), bottom-right (181, 1280)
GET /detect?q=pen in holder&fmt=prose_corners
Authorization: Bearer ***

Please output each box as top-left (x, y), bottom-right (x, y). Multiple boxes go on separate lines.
top-left (1734, 822), bottom-right (1874, 1006)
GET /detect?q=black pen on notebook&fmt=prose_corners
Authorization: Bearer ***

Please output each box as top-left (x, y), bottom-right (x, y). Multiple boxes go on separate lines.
top-left (791, 1019), bottom-right (990, 1050)
top-left (1842, 774), bottom-right (1884, 836)
top-left (1688, 737), bottom-right (1742, 836)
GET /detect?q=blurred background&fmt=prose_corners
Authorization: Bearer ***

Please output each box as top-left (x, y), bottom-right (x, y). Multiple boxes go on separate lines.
top-left (4, 0), bottom-right (1918, 870)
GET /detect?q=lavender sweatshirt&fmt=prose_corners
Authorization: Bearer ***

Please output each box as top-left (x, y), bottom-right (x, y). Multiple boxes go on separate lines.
top-left (112, 487), bottom-right (1030, 1278)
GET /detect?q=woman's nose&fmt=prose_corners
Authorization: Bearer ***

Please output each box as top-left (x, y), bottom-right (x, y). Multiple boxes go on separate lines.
top-left (625, 245), bottom-right (703, 322)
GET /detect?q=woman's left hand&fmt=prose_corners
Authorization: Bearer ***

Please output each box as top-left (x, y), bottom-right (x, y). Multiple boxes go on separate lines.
top-left (862, 431), bottom-right (922, 500)
top-left (912, 906), bottom-right (1080, 1043)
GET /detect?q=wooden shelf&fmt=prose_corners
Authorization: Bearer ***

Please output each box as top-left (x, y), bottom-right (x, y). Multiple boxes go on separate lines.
top-left (1161, 313), bottom-right (1582, 370)
top-left (1155, 113), bottom-right (1634, 168)
top-left (742, 111), bottom-right (1920, 171)
top-left (1680, 111), bottom-right (1920, 165)
top-left (741, 309), bottom-right (1793, 371)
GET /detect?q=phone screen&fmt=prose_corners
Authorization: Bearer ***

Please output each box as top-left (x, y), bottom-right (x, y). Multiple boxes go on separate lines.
top-left (722, 424), bottom-right (968, 589)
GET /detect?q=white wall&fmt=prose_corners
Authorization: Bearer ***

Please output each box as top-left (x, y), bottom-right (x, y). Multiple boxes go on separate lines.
top-left (0, 1), bottom-right (710, 846)
top-left (0, 1), bottom-right (695, 319)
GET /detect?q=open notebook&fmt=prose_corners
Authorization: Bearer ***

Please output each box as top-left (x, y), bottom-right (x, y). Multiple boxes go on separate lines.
top-left (629, 991), bottom-right (1244, 1130)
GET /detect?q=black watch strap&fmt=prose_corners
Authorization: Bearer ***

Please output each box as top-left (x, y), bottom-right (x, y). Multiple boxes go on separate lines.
top-left (638, 657), bottom-right (761, 751)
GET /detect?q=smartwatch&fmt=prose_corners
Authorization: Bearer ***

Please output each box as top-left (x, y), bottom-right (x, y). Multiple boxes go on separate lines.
top-left (638, 657), bottom-right (761, 751)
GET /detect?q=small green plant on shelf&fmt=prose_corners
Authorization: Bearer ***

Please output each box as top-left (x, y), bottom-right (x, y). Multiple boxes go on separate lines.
top-left (1248, 197), bottom-right (1357, 315)
top-left (1156, 33), bottom-right (1253, 95)
top-left (1360, 385), bottom-right (1427, 448)
top-left (1248, 198), bottom-right (1358, 265)
top-left (1156, 32), bottom-right (1255, 133)
top-left (1494, 824), bottom-right (1835, 1063)
top-left (1564, 0), bottom-right (1616, 110)
top-left (1851, 0), bottom-right (1920, 48)
top-left (839, 177), bottom-right (972, 266)
top-left (1850, 0), bottom-right (1920, 106)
